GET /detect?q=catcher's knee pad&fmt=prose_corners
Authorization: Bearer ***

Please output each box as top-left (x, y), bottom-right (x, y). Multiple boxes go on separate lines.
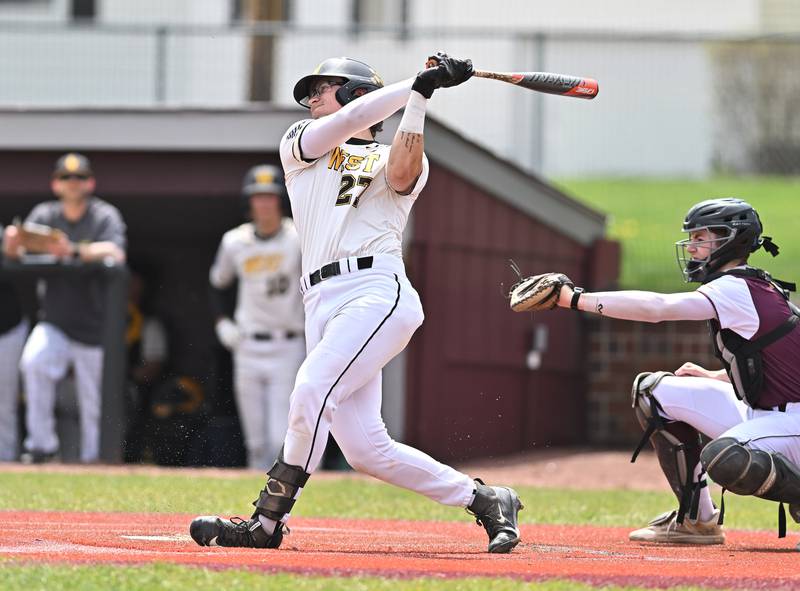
top-left (701, 438), bottom-right (800, 503)
top-left (252, 459), bottom-right (311, 521)
top-left (631, 371), bottom-right (703, 521)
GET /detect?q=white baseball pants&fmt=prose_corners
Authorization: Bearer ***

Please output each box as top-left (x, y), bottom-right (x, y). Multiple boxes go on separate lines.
top-left (0, 319), bottom-right (29, 461)
top-left (652, 375), bottom-right (800, 519)
top-left (652, 375), bottom-right (800, 463)
top-left (234, 336), bottom-right (306, 470)
top-left (20, 322), bottom-right (104, 463)
top-left (283, 254), bottom-right (475, 508)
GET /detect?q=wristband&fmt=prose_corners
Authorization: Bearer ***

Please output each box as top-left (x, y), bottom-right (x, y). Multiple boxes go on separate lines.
top-left (398, 91), bottom-right (428, 134)
top-left (570, 287), bottom-right (585, 310)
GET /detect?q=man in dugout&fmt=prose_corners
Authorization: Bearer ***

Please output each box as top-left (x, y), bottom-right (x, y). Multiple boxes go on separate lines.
top-left (3, 152), bottom-right (126, 464)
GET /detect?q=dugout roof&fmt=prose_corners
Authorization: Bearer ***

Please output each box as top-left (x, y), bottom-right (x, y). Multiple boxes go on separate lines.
top-left (0, 107), bottom-right (605, 245)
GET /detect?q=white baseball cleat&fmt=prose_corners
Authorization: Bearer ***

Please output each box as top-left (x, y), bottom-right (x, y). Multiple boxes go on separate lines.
top-left (629, 509), bottom-right (725, 545)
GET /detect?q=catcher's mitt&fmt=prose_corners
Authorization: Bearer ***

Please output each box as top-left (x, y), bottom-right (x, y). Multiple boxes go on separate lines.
top-left (509, 272), bottom-right (573, 312)
top-left (16, 221), bottom-right (67, 253)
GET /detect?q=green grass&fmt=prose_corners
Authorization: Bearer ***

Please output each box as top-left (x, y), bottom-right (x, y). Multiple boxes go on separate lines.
top-left (554, 177), bottom-right (800, 291)
top-left (0, 471), bottom-right (778, 591)
top-left (0, 563), bottom-right (716, 591)
top-left (0, 470), bottom-right (782, 529)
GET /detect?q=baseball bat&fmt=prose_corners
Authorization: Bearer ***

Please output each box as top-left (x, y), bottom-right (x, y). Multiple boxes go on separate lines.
top-left (473, 69), bottom-right (599, 99)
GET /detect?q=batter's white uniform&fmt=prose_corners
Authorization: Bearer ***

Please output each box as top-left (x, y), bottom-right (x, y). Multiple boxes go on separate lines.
top-left (278, 119), bottom-right (475, 508)
top-left (210, 219), bottom-right (305, 470)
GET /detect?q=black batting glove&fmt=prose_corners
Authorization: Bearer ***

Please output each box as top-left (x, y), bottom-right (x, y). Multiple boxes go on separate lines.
top-left (412, 52), bottom-right (474, 98)
top-left (429, 51), bottom-right (474, 88)
top-left (412, 68), bottom-right (440, 98)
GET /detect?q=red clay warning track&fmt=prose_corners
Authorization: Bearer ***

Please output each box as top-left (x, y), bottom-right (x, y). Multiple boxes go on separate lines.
top-left (2, 510), bottom-right (800, 589)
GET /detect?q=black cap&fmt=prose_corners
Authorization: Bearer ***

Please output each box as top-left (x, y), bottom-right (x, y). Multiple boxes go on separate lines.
top-left (242, 164), bottom-right (285, 197)
top-left (53, 152), bottom-right (93, 177)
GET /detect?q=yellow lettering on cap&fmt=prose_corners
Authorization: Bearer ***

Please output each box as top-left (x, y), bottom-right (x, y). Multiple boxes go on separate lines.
top-left (255, 170), bottom-right (274, 185)
top-left (64, 154), bottom-right (81, 172)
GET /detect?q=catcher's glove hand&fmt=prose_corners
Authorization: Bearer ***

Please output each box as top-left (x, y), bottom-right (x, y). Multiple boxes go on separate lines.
top-left (509, 272), bottom-right (573, 312)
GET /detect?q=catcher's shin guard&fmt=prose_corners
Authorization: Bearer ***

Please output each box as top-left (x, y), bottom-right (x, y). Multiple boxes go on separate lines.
top-left (630, 371), bottom-right (705, 523)
top-left (252, 459), bottom-right (311, 522)
top-left (701, 437), bottom-right (800, 537)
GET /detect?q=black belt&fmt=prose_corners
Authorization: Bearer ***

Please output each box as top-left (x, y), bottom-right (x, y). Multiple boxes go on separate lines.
top-left (758, 403), bottom-right (788, 412)
top-left (253, 331), bottom-right (299, 341)
top-left (308, 256), bottom-right (373, 287)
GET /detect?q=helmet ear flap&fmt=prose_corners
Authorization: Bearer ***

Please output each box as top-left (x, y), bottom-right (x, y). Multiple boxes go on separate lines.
top-left (334, 85), bottom-right (351, 106)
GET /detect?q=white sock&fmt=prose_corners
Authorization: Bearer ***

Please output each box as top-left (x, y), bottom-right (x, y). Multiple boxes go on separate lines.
top-left (257, 515), bottom-right (278, 534)
top-left (693, 463), bottom-right (716, 522)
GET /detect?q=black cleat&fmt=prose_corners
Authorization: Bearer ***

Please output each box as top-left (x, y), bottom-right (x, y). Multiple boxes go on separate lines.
top-left (189, 516), bottom-right (283, 549)
top-left (20, 449), bottom-right (59, 464)
top-left (790, 503), bottom-right (800, 524)
top-left (467, 479), bottom-right (524, 553)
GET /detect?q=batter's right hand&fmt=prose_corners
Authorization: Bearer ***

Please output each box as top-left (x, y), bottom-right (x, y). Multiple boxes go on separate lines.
top-left (216, 317), bottom-right (244, 350)
top-left (427, 52), bottom-right (474, 88)
top-left (413, 52), bottom-right (473, 98)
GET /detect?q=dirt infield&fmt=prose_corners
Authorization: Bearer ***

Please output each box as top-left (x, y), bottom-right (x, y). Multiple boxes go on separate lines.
top-left (2, 510), bottom-right (800, 589)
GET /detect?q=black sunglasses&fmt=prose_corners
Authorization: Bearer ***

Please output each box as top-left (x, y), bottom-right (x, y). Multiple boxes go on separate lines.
top-left (57, 174), bottom-right (89, 181)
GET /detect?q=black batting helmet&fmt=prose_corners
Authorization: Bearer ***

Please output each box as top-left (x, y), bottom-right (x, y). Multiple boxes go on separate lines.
top-left (293, 57), bottom-right (384, 108)
top-left (242, 164), bottom-right (284, 197)
top-left (675, 198), bottom-right (778, 282)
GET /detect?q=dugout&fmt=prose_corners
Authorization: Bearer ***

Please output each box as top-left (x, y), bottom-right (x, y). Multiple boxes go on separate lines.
top-left (0, 107), bottom-right (614, 463)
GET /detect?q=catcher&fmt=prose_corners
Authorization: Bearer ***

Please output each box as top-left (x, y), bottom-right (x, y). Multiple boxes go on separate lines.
top-left (510, 198), bottom-right (800, 545)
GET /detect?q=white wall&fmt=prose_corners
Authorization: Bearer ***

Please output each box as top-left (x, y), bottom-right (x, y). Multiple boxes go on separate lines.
top-left (0, 0), bottom-right (784, 175)
top-left (99, 0), bottom-right (229, 25)
top-left (407, 0), bottom-right (760, 33)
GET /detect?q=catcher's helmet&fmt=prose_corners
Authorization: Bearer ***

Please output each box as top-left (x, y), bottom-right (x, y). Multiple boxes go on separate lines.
top-left (242, 164), bottom-right (284, 198)
top-left (293, 57), bottom-right (384, 108)
top-left (675, 198), bottom-right (773, 282)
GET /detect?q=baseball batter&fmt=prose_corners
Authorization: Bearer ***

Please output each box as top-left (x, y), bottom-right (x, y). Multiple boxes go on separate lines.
top-left (191, 54), bottom-right (524, 553)
top-left (209, 165), bottom-right (305, 470)
top-left (511, 198), bottom-right (800, 544)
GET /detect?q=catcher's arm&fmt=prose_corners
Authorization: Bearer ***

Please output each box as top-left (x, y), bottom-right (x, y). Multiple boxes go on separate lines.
top-left (509, 272), bottom-right (715, 322)
top-left (556, 285), bottom-right (715, 322)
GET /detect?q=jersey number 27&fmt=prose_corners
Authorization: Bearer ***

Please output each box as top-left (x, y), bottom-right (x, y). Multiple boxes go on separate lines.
top-left (336, 174), bottom-right (373, 208)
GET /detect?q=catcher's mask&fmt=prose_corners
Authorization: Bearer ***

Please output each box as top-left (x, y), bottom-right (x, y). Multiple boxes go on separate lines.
top-left (675, 198), bottom-right (777, 283)
top-left (293, 57), bottom-right (384, 133)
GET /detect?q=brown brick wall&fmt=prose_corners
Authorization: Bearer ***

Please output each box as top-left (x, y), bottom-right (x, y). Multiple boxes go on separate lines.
top-left (585, 317), bottom-right (723, 446)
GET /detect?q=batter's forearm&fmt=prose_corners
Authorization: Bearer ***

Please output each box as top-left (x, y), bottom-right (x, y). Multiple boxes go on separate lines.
top-left (300, 79), bottom-right (415, 159)
top-left (387, 90), bottom-right (427, 194)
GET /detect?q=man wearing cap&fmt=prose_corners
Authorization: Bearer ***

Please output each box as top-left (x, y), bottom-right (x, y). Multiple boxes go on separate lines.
top-left (208, 164), bottom-right (304, 470)
top-left (0, 227), bottom-right (28, 461)
top-left (3, 152), bottom-right (127, 463)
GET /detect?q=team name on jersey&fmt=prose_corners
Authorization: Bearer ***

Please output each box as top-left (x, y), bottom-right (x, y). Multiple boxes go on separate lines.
top-left (243, 253), bottom-right (284, 274)
top-left (327, 146), bottom-right (382, 174)
top-left (327, 146), bottom-right (383, 208)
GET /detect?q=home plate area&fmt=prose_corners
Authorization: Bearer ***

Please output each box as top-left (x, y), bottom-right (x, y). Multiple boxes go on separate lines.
top-left (2, 510), bottom-right (800, 589)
